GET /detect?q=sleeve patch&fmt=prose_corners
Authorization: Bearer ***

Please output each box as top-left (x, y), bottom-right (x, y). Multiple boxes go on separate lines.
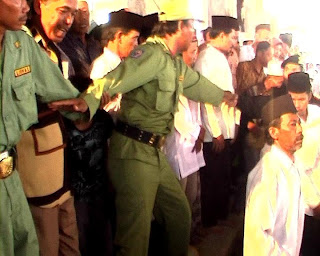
top-left (130, 49), bottom-right (144, 58)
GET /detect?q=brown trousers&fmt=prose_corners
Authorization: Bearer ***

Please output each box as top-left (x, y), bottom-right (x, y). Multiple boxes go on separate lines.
top-left (29, 197), bottom-right (80, 256)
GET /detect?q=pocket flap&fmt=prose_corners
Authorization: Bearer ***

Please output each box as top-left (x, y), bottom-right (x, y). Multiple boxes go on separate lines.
top-left (32, 123), bottom-right (66, 154)
top-left (13, 79), bottom-right (34, 100)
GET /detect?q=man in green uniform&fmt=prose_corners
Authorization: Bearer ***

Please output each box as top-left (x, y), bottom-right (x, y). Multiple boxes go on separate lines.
top-left (0, 0), bottom-right (87, 255)
top-left (50, 1), bottom-right (236, 255)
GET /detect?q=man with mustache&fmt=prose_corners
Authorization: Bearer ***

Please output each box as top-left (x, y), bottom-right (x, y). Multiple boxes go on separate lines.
top-left (0, 0), bottom-right (91, 255)
top-left (16, 0), bottom-right (81, 255)
top-left (244, 94), bottom-right (320, 255)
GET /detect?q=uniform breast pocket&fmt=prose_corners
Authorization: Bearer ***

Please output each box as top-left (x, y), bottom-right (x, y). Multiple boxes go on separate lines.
top-left (156, 80), bottom-right (176, 112)
top-left (12, 77), bottom-right (38, 129)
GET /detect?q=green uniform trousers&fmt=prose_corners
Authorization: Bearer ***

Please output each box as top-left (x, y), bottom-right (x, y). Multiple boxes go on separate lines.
top-left (108, 136), bottom-right (191, 256)
top-left (0, 170), bottom-right (39, 256)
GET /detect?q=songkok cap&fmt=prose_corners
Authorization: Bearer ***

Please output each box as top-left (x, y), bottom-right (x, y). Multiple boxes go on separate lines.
top-left (281, 55), bottom-right (301, 68)
top-left (140, 13), bottom-right (158, 39)
top-left (211, 16), bottom-right (239, 31)
top-left (109, 9), bottom-right (143, 31)
top-left (267, 61), bottom-right (283, 76)
top-left (158, 0), bottom-right (200, 22)
top-left (261, 94), bottom-right (297, 126)
top-left (287, 72), bottom-right (311, 93)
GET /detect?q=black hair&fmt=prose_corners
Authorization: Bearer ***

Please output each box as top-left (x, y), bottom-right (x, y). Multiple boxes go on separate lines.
top-left (100, 26), bottom-right (133, 44)
top-left (265, 118), bottom-right (281, 145)
top-left (208, 27), bottom-right (234, 39)
top-left (256, 41), bottom-right (271, 53)
top-left (202, 27), bottom-right (212, 39)
top-left (151, 20), bottom-right (190, 37)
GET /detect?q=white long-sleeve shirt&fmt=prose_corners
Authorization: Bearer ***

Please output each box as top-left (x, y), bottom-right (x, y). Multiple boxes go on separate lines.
top-left (244, 145), bottom-right (320, 256)
top-left (295, 104), bottom-right (320, 196)
top-left (163, 95), bottom-right (205, 179)
top-left (90, 47), bottom-right (122, 113)
top-left (90, 47), bottom-right (121, 79)
top-left (194, 44), bottom-right (240, 142)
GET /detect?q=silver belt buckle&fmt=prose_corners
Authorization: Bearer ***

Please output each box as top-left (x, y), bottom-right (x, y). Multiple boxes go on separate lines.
top-left (0, 151), bottom-right (9, 162)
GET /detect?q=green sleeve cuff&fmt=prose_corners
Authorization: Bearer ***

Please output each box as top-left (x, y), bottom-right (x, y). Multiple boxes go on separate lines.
top-left (210, 88), bottom-right (224, 106)
top-left (81, 92), bottom-right (100, 120)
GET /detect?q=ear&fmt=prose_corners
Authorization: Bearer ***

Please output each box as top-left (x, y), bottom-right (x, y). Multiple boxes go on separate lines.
top-left (218, 31), bottom-right (226, 41)
top-left (178, 20), bottom-right (184, 32)
top-left (268, 126), bottom-right (280, 141)
top-left (115, 30), bottom-right (123, 42)
top-left (34, 0), bottom-right (41, 15)
top-left (308, 92), bottom-right (312, 102)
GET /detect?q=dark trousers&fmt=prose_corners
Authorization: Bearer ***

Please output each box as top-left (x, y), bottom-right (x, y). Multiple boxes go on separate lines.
top-left (200, 141), bottom-right (232, 227)
top-left (75, 199), bottom-right (114, 256)
top-left (301, 215), bottom-right (320, 256)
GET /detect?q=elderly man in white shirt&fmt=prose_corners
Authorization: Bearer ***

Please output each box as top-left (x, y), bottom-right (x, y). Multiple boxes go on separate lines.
top-left (244, 94), bottom-right (320, 256)
top-left (194, 15), bottom-right (241, 227)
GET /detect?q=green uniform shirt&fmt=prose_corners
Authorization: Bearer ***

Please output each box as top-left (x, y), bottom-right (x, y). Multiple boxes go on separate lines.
top-left (0, 30), bottom-right (82, 152)
top-left (83, 36), bottom-right (224, 135)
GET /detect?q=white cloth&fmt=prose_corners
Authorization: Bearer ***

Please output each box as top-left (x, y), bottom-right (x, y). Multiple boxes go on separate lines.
top-left (311, 73), bottom-right (320, 99)
top-left (90, 47), bottom-right (122, 112)
top-left (194, 44), bottom-right (241, 142)
top-left (239, 44), bottom-right (255, 62)
top-left (295, 104), bottom-right (320, 197)
top-left (244, 145), bottom-right (320, 256)
top-left (163, 95), bottom-right (205, 179)
top-left (90, 47), bottom-right (121, 79)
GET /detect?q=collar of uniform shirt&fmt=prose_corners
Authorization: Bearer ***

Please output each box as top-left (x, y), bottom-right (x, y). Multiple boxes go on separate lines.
top-left (146, 36), bottom-right (171, 55)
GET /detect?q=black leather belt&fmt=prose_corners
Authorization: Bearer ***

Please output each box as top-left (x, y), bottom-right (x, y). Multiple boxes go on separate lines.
top-left (115, 121), bottom-right (165, 149)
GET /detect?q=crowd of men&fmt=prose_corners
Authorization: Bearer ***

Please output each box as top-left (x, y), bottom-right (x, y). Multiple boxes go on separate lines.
top-left (1, 0), bottom-right (320, 256)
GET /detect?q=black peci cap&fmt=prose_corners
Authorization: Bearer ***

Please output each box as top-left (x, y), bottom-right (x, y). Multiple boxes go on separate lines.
top-left (211, 16), bottom-right (239, 31)
top-left (140, 13), bottom-right (158, 39)
top-left (261, 94), bottom-right (297, 126)
top-left (281, 55), bottom-right (301, 68)
top-left (287, 72), bottom-right (311, 93)
top-left (109, 9), bottom-right (143, 32)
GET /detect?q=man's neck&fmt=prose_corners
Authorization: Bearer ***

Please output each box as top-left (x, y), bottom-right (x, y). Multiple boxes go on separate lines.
top-left (274, 143), bottom-right (295, 162)
top-left (71, 31), bottom-right (86, 45)
top-left (252, 58), bottom-right (263, 73)
top-left (299, 110), bottom-right (308, 122)
top-left (106, 41), bottom-right (121, 59)
top-left (209, 40), bottom-right (228, 57)
top-left (162, 34), bottom-right (179, 56)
